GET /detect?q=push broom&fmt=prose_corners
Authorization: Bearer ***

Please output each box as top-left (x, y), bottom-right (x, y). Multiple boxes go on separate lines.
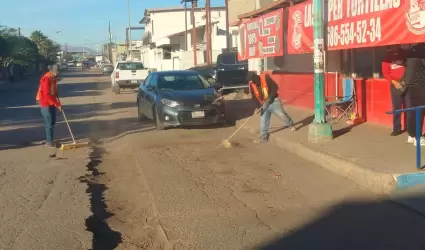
top-left (221, 103), bottom-right (266, 148)
top-left (59, 109), bottom-right (90, 150)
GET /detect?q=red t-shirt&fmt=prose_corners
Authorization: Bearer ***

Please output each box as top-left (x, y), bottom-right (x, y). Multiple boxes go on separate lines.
top-left (36, 72), bottom-right (61, 107)
top-left (381, 49), bottom-right (407, 82)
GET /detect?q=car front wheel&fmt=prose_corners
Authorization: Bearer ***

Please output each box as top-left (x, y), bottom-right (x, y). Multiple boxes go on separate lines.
top-left (137, 101), bottom-right (146, 121)
top-left (155, 108), bottom-right (165, 130)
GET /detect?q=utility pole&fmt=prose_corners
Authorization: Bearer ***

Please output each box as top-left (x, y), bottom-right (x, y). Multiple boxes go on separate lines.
top-left (205, 0), bottom-right (212, 65)
top-left (308, 0), bottom-right (333, 143)
top-left (191, 0), bottom-right (198, 66)
top-left (127, 0), bottom-right (132, 60)
top-left (18, 28), bottom-right (21, 36)
top-left (224, 0), bottom-right (231, 49)
top-left (183, 0), bottom-right (188, 51)
top-left (109, 21), bottom-right (113, 63)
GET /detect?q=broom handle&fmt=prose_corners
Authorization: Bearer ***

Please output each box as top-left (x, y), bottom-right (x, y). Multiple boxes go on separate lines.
top-left (226, 103), bottom-right (266, 141)
top-left (61, 109), bottom-right (76, 144)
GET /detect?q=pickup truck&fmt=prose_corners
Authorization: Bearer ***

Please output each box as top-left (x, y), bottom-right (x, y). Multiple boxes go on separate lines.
top-left (111, 61), bottom-right (150, 94)
top-left (189, 49), bottom-right (249, 93)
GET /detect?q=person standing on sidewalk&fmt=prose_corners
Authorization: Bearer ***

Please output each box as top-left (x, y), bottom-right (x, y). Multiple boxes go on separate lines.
top-left (403, 43), bottom-right (425, 146)
top-left (248, 72), bottom-right (296, 143)
top-left (381, 45), bottom-right (408, 136)
top-left (36, 64), bottom-right (62, 148)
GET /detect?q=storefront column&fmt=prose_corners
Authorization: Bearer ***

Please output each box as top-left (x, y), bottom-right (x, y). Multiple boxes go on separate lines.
top-left (308, 0), bottom-right (333, 143)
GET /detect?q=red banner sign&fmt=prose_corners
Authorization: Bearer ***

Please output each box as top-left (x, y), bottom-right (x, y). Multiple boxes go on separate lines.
top-left (287, 1), bottom-right (314, 54)
top-left (237, 8), bottom-right (284, 61)
top-left (287, 0), bottom-right (425, 53)
top-left (327, 0), bottom-right (425, 50)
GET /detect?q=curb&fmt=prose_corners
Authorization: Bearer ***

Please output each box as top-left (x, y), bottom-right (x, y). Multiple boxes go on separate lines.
top-left (239, 122), bottom-right (396, 195)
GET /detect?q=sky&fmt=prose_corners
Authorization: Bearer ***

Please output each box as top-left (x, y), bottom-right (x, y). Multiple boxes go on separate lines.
top-left (1, 0), bottom-right (225, 51)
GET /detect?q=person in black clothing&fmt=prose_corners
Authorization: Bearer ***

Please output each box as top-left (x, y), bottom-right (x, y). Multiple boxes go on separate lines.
top-left (404, 43), bottom-right (425, 146)
top-left (248, 72), bottom-right (296, 143)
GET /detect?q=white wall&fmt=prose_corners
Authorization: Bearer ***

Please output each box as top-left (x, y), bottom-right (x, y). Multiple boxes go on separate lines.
top-left (145, 8), bottom-right (226, 44)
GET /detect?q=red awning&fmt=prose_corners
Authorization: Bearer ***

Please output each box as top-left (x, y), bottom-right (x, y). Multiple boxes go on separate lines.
top-left (237, 0), bottom-right (290, 19)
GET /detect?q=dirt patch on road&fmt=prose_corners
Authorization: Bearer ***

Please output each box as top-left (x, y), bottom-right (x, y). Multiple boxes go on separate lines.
top-left (92, 138), bottom-right (172, 250)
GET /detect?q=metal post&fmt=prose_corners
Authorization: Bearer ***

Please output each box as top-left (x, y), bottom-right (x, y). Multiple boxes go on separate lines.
top-left (416, 110), bottom-right (421, 170)
top-left (225, 0), bottom-right (231, 49)
top-left (206, 0), bottom-right (212, 65)
top-left (185, 1), bottom-right (188, 51)
top-left (127, 0), bottom-right (132, 60)
top-left (191, 0), bottom-right (198, 66)
top-left (308, 0), bottom-right (333, 143)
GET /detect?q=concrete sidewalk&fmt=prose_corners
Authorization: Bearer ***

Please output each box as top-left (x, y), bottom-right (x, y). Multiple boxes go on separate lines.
top-left (226, 94), bottom-right (425, 196)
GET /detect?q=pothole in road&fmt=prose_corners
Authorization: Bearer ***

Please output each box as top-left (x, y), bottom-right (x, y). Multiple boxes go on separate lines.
top-left (78, 145), bottom-right (123, 250)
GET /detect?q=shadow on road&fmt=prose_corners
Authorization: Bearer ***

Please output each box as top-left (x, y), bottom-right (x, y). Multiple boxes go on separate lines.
top-left (0, 113), bottom-right (155, 150)
top-left (257, 195), bottom-right (425, 250)
top-left (58, 81), bottom-right (110, 98)
top-left (0, 101), bottom-right (136, 128)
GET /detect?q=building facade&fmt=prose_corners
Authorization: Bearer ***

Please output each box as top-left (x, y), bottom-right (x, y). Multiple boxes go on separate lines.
top-left (139, 6), bottom-right (232, 70)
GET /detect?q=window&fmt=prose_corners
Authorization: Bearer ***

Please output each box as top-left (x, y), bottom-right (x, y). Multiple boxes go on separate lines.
top-left (163, 47), bottom-right (171, 60)
top-left (157, 74), bottom-right (210, 90)
top-left (218, 53), bottom-right (247, 65)
top-left (143, 74), bottom-right (152, 86)
top-left (117, 62), bottom-right (145, 70)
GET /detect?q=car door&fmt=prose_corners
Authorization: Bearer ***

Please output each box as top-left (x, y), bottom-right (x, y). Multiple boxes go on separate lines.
top-left (138, 74), bottom-right (152, 115)
top-left (143, 74), bottom-right (158, 119)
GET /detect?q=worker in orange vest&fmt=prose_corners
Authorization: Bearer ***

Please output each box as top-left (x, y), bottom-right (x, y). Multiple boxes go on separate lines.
top-left (36, 64), bottom-right (62, 148)
top-left (249, 72), bottom-right (296, 143)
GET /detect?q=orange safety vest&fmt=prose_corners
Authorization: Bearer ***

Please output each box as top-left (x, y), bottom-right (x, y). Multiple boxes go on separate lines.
top-left (249, 73), bottom-right (269, 104)
top-left (36, 72), bottom-right (57, 101)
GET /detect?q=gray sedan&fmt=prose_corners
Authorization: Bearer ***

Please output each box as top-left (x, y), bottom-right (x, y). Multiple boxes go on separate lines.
top-left (102, 64), bottom-right (114, 74)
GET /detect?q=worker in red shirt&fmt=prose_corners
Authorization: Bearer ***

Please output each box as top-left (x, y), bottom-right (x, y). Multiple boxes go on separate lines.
top-left (36, 65), bottom-right (62, 148)
top-left (381, 45), bottom-right (408, 136)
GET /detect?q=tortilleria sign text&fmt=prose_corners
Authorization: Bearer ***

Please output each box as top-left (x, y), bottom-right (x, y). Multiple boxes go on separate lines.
top-left (327, 0), bottom-right (425, 50)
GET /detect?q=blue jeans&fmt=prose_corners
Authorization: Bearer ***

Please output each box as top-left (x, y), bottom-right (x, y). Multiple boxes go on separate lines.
top-left (391, 84), bottom-right (410, 131)
top-left (260, 98), bottom-right (293, 139)
top-left (41, 106), bottom-right (57, 143)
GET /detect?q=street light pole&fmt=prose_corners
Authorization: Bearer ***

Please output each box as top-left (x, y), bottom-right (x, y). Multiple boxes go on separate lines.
top-left (127, 0), bottom-right (132, 60)
top-left (308, 0), bottom-right (333, 143)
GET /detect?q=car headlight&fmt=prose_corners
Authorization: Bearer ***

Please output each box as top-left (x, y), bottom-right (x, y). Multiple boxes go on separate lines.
top-left (212, 96), bottom-right (224, 105)
top-left (161, 99), bottom-right (181, 108)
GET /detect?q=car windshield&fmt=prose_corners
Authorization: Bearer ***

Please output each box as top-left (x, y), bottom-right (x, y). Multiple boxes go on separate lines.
top-left (157, 73), bottom-right (211, 91)
top-left (117, 62), bottom-right (144, 70)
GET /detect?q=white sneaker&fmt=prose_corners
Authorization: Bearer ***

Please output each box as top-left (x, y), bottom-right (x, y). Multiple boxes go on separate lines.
top-left (408, 136), bottom-right (416, 144)
top-left (413, 137), bottom-right (425, 146)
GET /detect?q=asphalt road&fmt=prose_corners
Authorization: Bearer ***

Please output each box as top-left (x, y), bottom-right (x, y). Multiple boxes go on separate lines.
top-left (2, 68), bottom-right (425, 250)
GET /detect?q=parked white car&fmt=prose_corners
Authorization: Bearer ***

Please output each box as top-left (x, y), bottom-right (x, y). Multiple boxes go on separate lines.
top-left (111, 61), bottom-right (150, 94)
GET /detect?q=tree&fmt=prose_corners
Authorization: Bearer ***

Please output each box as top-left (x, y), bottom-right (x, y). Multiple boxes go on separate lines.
top-left (30, 30), bottom-right (60, 63)
top-left (0, 26), bottom-right (39, 66)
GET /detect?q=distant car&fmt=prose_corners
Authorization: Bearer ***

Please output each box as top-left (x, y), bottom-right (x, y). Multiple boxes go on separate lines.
top-left (102, 64), bottom-right (114, 74)
top-left (136, 70), bottom-right (226, 130)
top-left (111, 61), bottom-right (150, 94)
top-left (76, 62), bottom-right (82, 67)
top-left (60, 63), bottom-right (68, 70)
top-left (82, 61), bottom-right (90, 69)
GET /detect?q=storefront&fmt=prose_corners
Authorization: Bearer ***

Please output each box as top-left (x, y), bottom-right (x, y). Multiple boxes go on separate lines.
top-left (233, 0), bottom-right (425, 127)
